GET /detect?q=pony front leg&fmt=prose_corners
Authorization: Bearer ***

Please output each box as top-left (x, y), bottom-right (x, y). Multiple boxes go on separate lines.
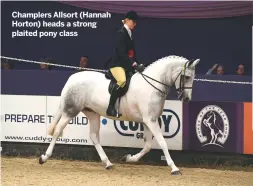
top-left (124, 124), bottom-right (152, 162)
top-left (144, 117), bottom-right (182, 175)
top-left (83, 110), bottom-right (113, 169)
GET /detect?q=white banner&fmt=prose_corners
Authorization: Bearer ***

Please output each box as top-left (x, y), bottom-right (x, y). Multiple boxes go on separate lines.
top-left (1, 95), bottom-right (183, 150)
top-left (1, 95), bottom-right (90, 145)
top-left (1, 95), bottom-right (48, 143)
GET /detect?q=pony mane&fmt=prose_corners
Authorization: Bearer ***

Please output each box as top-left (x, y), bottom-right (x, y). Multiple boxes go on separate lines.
top-left (144, 55), bottom-right (188, 71)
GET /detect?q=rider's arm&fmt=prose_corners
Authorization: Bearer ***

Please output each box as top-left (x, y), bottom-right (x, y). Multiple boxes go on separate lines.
top-left (206, 64), bottom-right (218, 75)
top-left (205, 69), bottom-right (213, 75)
top-left (115, 30), bottom-right (135, 69)
top-left (133, 44), bottom-right (137, 63)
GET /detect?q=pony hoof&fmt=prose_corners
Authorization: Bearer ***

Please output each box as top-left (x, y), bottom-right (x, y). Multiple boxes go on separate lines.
top-left (121, 154), bottom-right (131, 162)
top-left (39, 156), bottom-right (45, 165)
top-left (171, 170), bottom-right (182, 176)
top-left (105, 164), bottom-right (114, 170)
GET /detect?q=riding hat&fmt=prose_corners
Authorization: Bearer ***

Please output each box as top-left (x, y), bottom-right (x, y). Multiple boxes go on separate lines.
top-left (124, 11), bottom-right (139, 21)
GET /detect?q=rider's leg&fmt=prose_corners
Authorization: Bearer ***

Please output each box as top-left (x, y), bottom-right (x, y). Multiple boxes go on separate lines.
top-left (110, 67), bottom-right (126, 88)
top-left (106, 67), bottom-right (126, 117)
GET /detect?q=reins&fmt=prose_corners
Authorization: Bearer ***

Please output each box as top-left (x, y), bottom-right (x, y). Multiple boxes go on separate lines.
top-left (139, 73), bottom-right (171, 95)
top-left (137, 60), bottom-right (193, 97)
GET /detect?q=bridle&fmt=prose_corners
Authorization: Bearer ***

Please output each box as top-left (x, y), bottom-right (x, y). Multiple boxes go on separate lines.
top-left (174, 61), bottom-right (194, 99)
top-left (138, 60), bottom-right (194, 99)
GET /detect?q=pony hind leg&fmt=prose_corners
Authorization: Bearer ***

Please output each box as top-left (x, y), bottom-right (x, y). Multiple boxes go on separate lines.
top-left (39, 89), bottom-right (85, 164)
top-left (83, 109), bottom-right (113, 169)
top-left (39, 113), bottom-right (73, 164)
top-left (144, 117), bottom-right (181, 176)
top-left (123, 123), bottom-right (152, 163)
top-left (47, 106), bottom-right (62, 136)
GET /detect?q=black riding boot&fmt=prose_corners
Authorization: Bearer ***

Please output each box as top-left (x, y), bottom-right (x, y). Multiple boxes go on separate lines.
top-left (106, 84), bottom-right (120, 117)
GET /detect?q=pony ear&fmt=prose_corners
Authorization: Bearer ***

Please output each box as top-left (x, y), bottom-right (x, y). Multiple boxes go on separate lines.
top-left (187, 59), bottom-right (200, 67)
top-left (191, 59), bottom-right (200, 67)
top-left (187, 59), bottom-right (195, 67)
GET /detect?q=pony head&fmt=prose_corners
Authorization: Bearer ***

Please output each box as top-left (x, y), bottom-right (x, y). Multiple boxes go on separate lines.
top-left (171, 58), bottom-right (200, 102)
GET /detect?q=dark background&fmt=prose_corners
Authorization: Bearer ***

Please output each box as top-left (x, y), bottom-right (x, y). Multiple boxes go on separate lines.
top-left (1, 1), bottom-right (252, 75)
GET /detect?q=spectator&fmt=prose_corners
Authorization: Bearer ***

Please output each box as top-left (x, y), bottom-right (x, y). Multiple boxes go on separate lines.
top-left (216, 65), bottom-right (224, 75)
top-left (236, 64), bottom-right (245, 75)
top-left (1, 59), bottom-right (14, 69)
top-left (206, 64), bottom-right (224, 75)
top-left (78, 56), bottom-right (88, 70)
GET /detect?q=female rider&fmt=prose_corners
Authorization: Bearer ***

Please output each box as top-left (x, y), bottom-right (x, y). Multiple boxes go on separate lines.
top-left (106, 11), bottom-right (140, 117)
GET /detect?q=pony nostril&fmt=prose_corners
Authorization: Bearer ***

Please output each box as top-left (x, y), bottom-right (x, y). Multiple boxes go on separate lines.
top-left (184, 97), bottom-right (189, 102)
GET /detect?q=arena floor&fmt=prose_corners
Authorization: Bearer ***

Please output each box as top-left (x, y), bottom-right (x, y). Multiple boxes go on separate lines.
top-left (1, 156), bottom-right (253, 186)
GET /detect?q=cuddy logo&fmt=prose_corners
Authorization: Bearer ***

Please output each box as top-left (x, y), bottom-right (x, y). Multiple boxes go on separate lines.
top-left (114, 109), bottom-right (180, 139)
top-left (196, 105), bottom-right (229, 148)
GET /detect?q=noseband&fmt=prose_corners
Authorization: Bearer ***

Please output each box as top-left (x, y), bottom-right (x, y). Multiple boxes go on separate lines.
top-left (139, 60), bottom-right (193, 98)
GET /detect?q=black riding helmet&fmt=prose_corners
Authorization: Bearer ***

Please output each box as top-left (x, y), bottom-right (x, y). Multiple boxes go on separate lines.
top-left (124, 11), bottom-right (139, 21)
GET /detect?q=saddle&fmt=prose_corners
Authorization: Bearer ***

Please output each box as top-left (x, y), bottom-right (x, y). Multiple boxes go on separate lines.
top-left (105, 70), bottom-right (133, 97)
top-left (104, 65), bottom-right (145, 118)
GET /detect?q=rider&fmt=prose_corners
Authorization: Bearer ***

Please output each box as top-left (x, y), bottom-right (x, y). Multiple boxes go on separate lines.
top-left (106, 10), bottom-right (140, 117)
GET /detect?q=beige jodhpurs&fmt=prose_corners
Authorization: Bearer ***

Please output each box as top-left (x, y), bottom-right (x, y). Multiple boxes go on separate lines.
top-left (110, 67), bottom-right (126, 88)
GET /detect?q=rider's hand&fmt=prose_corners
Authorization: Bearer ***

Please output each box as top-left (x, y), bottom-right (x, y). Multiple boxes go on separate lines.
top-left (212, 64), bottom-right (218, 70)
top-left (132, 62), bottom-right (137, 67)
top-left (135, 64), bottom-right (145, 73)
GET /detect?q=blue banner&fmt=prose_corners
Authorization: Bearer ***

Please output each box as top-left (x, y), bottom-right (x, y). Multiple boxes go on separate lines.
top-left (1, 70), bottom-right (252, 102)
top-left (183, 101), bottom-right (243, 153)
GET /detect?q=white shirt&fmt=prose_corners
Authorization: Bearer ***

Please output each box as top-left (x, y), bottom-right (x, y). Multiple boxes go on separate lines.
top-left (124, 24), bottom-right (132, 39)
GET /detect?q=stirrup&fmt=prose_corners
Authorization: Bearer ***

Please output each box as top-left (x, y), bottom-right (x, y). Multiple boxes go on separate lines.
top-left (116, 111), bottom-right (122, 118)
top-left (116, 97), bottom-right (122, 118)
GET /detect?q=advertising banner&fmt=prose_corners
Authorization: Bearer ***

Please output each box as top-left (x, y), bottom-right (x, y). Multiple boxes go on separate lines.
top-left (1, 95), bottom-right (183, 150)
top-left (183, 101), bottom-right (243, 153)
top-left (1, 95), bottom-right (90, 145)
top-left (1, 95), bottom-right (48, 143)
top-left (243, 102), bottom-right (253, 155)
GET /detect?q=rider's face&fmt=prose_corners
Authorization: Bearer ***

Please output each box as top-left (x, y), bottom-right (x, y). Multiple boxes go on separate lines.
top-left (126, 19), bottom-right (136, 30)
